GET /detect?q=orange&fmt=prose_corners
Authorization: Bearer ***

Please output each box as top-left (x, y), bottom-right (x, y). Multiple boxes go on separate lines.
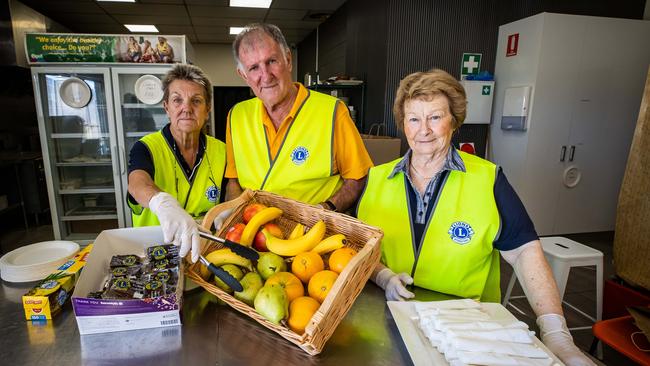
top-left (265, 272), bottom-right (304, 302)
top-left (328, 247), bottom-right (357, 273)
top-left (308, 270), bottom-right (338, 303)
top-left (288, 296), bottom-right (320, 334)
top-left (291, 252), bottom-right (325, 283)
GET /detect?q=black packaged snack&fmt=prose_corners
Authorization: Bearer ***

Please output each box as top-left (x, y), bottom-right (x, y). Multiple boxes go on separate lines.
top-left (157, 269), bottom-right (178, 294)
top-left (146, 245), bottom-right (179, 261)
top-left (103, 277), bottom-right (143, 299)
top-left (110, 265), bottom-right (141, 278)
top-left (154, 268), bottom-right (178, 285)
top-left (110, 255), bottom-right (141, 268)
top-left (142, 279), bottom-right (165, 298)
top-left (150, 257), bottom-right (180, 271)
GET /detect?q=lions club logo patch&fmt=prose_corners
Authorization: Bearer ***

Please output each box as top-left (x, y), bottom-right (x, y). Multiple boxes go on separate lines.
top-left (291, 146), bottom-right (309, 166)
top-left (206, 185), bottom-right (219, 203)
top-left (448, 221), bottom-right (474, 244)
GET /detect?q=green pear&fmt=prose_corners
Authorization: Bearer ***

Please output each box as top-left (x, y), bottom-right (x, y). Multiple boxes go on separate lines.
top-left (256, 252), bottom-right (286, 280)
top-left (254, 283), bottom-right (288, 324)
top-left (234, 272), bottom-right (263, 306)
top-left (213, 264), bottom-right (244, 293)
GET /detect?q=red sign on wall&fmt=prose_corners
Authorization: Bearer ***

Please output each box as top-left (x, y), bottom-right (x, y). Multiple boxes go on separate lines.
top-left (459, 142), bottom-right (476, 155)
top-left (506, 33), bottom-right (519, 57)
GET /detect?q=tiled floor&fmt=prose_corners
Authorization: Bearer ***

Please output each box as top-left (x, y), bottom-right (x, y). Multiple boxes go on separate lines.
top-left (0, 226), bottom-right (640, 365)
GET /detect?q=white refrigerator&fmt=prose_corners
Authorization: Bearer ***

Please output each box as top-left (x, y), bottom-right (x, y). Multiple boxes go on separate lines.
top-left (31, 65), bottom-right (215, 243)
top-left (489, 13), bottom-right (650, 235)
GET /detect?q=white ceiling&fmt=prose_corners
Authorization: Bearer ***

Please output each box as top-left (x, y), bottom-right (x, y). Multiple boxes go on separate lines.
top-left (18, 0), bottom-right (346, 45)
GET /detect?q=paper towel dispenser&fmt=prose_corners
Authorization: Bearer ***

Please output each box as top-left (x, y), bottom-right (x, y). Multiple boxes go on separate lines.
top-left (501, 86), bottom-right (531, 131)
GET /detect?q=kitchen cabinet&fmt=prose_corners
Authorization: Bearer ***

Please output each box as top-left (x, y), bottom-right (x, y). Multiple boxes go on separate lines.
top-left (489, 13), bottom-right (650, 235)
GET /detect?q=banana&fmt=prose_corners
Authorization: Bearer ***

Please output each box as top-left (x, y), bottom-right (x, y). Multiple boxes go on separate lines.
top-left (264, 220), bottom-right (326, 256)
top-left (311, 234), bottom-right (347, 255)
top-left (288, 223), bottom-right (305, 240)
top-left (240, 207), bottom-right (283, 246)
top-left (204, 248), bottom-right (253, 271)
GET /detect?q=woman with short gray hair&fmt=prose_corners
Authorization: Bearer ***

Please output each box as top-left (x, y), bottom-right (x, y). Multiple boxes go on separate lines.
top-left (127, 63), bottom-right (226, 264)
top-left (358, 68), bottom-right (594, 366)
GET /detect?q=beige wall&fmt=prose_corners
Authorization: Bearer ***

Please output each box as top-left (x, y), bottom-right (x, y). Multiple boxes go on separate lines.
top-left (192, 43), bottom-right (299, 87)
top-left (192, 43), bottom-right (246, 87)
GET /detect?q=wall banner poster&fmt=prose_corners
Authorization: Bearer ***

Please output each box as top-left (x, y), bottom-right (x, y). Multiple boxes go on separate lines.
top-left (25, 33), bottom-right (185, 64)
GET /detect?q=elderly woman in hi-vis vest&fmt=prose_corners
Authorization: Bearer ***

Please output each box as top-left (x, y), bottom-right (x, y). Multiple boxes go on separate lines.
top-left (356, 69), bottom-right (594, 366)
top-left (127, 64), bottom-right (226, 264)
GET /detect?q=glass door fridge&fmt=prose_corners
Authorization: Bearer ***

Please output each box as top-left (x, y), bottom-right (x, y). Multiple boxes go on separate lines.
top-left (111, 66), bottom-right (170, 227)
top-left (32, 67), bottom-right (124, 242)
top-left (111, 66), bottom-right (216, 227)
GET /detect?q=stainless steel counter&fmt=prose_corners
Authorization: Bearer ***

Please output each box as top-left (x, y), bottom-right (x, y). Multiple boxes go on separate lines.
top-left (1, 280), bottom-right (454, 365)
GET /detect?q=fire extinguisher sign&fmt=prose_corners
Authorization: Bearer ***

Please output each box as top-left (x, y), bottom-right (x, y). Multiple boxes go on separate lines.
top-left (506, 33), bottom-right (519, 57)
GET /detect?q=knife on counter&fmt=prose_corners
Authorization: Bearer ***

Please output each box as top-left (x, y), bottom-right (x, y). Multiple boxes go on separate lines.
top-left (199, 231), bottom-right (260, 261)
top-left (198, 255), bottom-right (243, 292)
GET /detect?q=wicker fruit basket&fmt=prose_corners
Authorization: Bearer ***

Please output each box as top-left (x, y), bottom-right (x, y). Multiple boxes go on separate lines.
top-left (185, 190), bottom-right (383, 355)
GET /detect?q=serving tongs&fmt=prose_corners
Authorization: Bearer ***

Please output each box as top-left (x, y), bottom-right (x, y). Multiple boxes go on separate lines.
top-left (198, 232), bottom-right (259, 261)
top-left (198, 255), bottom-right (244, 292)
top-left (196, 232), bottom-right (260, 292)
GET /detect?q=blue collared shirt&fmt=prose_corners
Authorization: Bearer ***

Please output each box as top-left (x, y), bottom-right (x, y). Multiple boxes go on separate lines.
top-left (389, 146), bottom-right (465, 225)
top-left (374, 146), bottom-right (538, 252)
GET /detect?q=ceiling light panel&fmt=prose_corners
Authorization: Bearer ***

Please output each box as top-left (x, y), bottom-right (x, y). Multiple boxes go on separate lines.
top-left (124, 24), bottom-right (159, 32)
top-left (229, 27), bottom-right (245, 35)
top-left (229, 0), bottom-right (272, 9)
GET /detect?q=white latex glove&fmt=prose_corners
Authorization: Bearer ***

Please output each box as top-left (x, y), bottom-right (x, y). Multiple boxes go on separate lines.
top-left (148, 192), bottom-right (201, 263)
top-left (213, 208), bottom-right (233, 232)
top-left (375, 268), bottom-right (415, 301)
top-left (537, 313), bottom-right (595, 366)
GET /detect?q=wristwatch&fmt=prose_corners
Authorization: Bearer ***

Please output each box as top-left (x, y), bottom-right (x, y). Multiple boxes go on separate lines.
top-left (321, 200), bottom-right (337, 212)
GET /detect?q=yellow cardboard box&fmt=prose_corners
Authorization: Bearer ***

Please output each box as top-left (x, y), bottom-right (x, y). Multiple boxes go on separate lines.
top-left (22, 244), bottom-right (93, 320)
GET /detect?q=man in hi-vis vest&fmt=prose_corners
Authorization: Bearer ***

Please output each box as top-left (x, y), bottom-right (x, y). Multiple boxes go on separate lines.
top-left (223, 23), bottom-right (372, 214)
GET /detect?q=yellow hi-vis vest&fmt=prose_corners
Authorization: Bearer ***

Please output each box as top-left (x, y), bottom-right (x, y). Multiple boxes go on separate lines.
top-left (229, 90), bottom-right (343, 204)
top-left (130, 131), bottom-right (226, 227)
top-left (357, 151), bottom-right (502, 302)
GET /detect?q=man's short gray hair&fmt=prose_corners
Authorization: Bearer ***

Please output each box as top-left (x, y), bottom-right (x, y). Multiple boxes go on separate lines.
top-left (162, 63), bottom-right (212, 104)
top-left (232, 23), bottom-right (290, 70)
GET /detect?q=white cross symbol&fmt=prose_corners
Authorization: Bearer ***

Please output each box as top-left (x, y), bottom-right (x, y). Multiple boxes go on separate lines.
top-left (483, 86), bottom-right (490, 93)
top-left (464, 56), bottom-right (479, 73)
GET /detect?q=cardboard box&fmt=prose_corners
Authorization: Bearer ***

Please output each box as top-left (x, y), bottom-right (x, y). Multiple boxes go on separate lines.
top-left (71, 227), bottom-right (183, 335)
top-left (361, 134), bottom-right (402, 166)
top-left (22, 244), bottom-right (93, 320)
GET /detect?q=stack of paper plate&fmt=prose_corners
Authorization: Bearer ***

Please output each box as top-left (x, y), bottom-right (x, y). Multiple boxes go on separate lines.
top-left (0, 241), bottom-right (80, 283)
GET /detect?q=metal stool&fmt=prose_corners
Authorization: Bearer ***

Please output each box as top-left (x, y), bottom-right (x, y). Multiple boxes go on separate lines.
top-left (502, 236), bottom-right (604, 329)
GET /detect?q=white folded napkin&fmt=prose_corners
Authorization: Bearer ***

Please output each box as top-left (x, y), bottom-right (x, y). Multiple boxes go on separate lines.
top-left (418, 307), bottom-right (491, 319)
top-left (456, 350), bottom-right (553, 366)
top-left (414, 298), bottom-right (481, 312)
top-left (439, 320), bottom-right (529, 332)
top-left (449, 336), bottom-right (549, 358)
top-left (447, 328), bottom-right (534, 344)
top-left (413, 300), bottom-right (554, 365)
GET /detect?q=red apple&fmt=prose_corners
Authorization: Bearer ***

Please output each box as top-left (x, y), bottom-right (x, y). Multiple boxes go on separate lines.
top-left (253, 223), bottom-right (283, 252)
top-left (242, 203), bottom-right (268, 223)
top-left (224, 223), bottom-right (245, 243)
